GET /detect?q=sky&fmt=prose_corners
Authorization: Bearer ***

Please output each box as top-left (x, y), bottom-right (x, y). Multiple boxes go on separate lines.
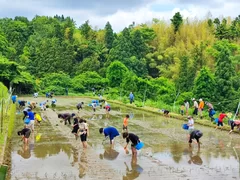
top-left (0, 0), bottom-right (240, 32)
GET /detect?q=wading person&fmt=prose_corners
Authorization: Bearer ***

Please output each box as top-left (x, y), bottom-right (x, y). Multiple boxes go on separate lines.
top-left (72, 117), bottom-right (79, 139)
top-left (206, 102), bottom-right (215, 121)
top-left (122, 132), bottom-right (142, 164)
top-left (27, 109), bottom-right (35, 132)
top-left (99, 126), bottom-right (119, 148)
top-left (229, 120), bottom-right (240, 134)
top-left (58, 113), bottom-right (73, 125)
top-left (17, 126), bottom-right (31, 144)
top-left (189, 130), bottom-right (203, 149)
top-left (34, 112), bottom-right (42, 126)
top-left (23, 107), bottom-right (31, 120)
top-left (215, 111), bottom-right (228, 130)
top-left (92, 101), bottom-right (97, 112)
top-left (30, 101), bottom-right (37, 109)
top-left (78, 119), bottom-right (89, 148)
top-left (123, 114), bottom-right (129, 131)
top-left (187, 116), bottom-right (194, 140)
top-left (76, 102), bottom-right (84, 112)
top-left (105, 104), bottom-right (111, 119)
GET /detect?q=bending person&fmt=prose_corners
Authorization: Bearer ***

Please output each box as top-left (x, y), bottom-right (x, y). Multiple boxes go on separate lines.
top-left (99, 127), bottom-right (119, 147)
top-left (229, 120), bottom-right (240, 134)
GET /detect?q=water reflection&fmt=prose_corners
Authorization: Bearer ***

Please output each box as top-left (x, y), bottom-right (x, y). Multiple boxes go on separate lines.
top-left (17, 143), bottom-right (31, 159)
top-left (123, 162), bottom-right (143, 180)
top-left (188, 147), bottom-right (203, 165)
top-left (79, 150), bottom-right (87, 178)
top-left (99, 146), bottom-right (119, 160)
top-left (170, 143), bottom-right (184, 163)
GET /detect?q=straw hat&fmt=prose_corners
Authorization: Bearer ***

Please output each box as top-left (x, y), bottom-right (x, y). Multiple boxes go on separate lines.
top-left (199, 98), bottom-right (203, 102)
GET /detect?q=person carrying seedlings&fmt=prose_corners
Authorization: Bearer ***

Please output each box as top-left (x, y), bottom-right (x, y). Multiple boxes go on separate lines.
top-left (215, 111), bottom-right (228, 130)
top-left (30, 101), bottom-right (37, 109)
top-left (17, 125), bottom-right (31, 144)
top-left (76, 102), bottom-right (84, 112)
top-left (198, 99), bottom-right (204, 119)
top-left (40, 100), bottom-right (48, 111)
top-left (58, 113), bottom-right (73, 125)
top-left (51, 99), bottom-right (57, 109)
top-left (72, 117), bottom-right (79, 139)
top-left (189, 130), bottom-right (203, 149)
top-left (99, 126), bottom-right (119, 147)
top-left (129, 92), bottom-right (134, 104)
top-left (229, 120), bottom-right (240, 134)
top-left (34, 112), bottom-right (42, 126)
top-left (123, 115), bottom-right (129, 131)
top-left (78, 119), bottom-right (89, 148)
top-left (184, 100), bottom-right (190, 116)
top-left (22, 106), bottom-right (31, 120)
top-left (122, 132), bottom-right (142, 164)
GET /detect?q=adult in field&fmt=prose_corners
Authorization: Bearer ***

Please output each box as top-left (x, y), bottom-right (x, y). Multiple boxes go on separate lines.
top-left (198, 99), bottom-right (204, 119)
top-left (99, 126), bottom-right (119, 148)
top-left (192, 98), bottom-right (198, 116)
top-left (206, 102), bottom-right (215, 121)
top-left (229, 120), bottom-right (240, 134)
top-left (189, 130), bottom-right (203, 149)
top-left (129, 92), bottom-right (134, 104)
top-left (58, 113), bottom-right (73, 125)
top-left (184, 100), bottom-right (190, 116)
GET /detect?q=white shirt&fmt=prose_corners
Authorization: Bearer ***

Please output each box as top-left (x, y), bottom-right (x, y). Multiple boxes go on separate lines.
top-left (193, 101), bottom-right (198, 108)
top-left (188, 119), bottom-right (194, 129)
top-left (185, 102), bottom-right (189, 109)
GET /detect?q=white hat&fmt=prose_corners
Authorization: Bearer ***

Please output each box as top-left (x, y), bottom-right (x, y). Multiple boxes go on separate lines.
top-left (192, 98), bottom-right (195, 101)
top-left (199, 98), bottom-right (202, 101)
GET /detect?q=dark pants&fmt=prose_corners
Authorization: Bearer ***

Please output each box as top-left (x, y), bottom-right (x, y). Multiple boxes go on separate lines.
top-left (65, 117), bottom-right (71, 125)
top-left (23, 111), bottom-right (28, 120)
top-left (193, 108), bottom-right (198, 115)
top-left (130, 99), bottom-right (133, 104)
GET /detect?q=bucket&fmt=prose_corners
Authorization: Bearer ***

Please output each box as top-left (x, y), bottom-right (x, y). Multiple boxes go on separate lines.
top-left (135, 142), bottom-right (144, 150)
top-left (215, 118), bottom-right (219, 123)
top-left (182, 124), bottom-right (189, 130)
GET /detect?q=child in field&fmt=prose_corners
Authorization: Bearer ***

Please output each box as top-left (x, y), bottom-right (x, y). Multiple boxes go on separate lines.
top-left (180, 105), bottom-right (185, 116)
top-left (78, 119), bottom-right (89, 148)
top-left (17, 126), bottom-right (31, 144)
top-left (23, 107), bottom-right (31, 120)
top-left (162, 109), bottom-right (170, 117)
top-left (34, 112), bottom-right (42, 126)
top-left (72, 117), bottom-right (79, 139)
top-left (189, 130), bottom-right (203, 149)
top-left (92, 101), bottom-right (97, 112)
top-left (123, 115), bottom-right (129, 131)
top-left (76, 102), bottom-right (84, 112)
top-left (215, 111), bottom-right (228, 130)
top-left (122, 132), bottom-right (142, 164)
top-left (105, 104), bottom-right (111, 119)
top-left (30, 101), bottom-right (37, 109)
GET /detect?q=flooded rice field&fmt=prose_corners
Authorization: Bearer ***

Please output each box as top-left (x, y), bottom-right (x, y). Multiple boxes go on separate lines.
top-left (10, 97), bottom-right (240, 180)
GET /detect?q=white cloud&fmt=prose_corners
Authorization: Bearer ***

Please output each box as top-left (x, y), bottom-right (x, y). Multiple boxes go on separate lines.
top-left (0, 0), bottom-right (240, 31)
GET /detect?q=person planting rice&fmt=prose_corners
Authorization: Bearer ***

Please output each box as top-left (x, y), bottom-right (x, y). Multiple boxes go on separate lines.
top-left (99, 126), bottom-right (119, 148)
top-left (34, 112), bottom-right (42, 126)
top-left (122, 132), bottom-right (143, 164)
top-left (30, 101), bottom-right (37, 109)
top-left (189, 130), bottom-right (203, 149)
top-left (27, 109), bottom-right (35, 132)
top-left (22, 107), bottom-right (31, 120)
top-left (58, 113), bottom-right (74, 125)
top-left (215, 111), bottom-right (228, 130)
top-left (76, 102), bottom-right (84, 112)
top-left (105, 104), bottom-right (111, 119)
top-left (162, 109), bottom-right (170, 117)
top-left (17, 126), bottom-right (31, 144)
top-left (229, 120), bottom-right (240, 134)
top-left (123, 114), bottom-right (129, 131)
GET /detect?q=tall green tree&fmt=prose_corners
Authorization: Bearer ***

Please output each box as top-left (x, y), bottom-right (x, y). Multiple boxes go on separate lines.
top-left (177, 55), bottom-right (189, 92)
top-left (106, 61), bottom-right (129, 87)
top-left (215, 45), bottom-right (235, 110)
top-left (132, 30), bottom-right (148, 59)
top-left (171, 12), bottom-right (183, 33)
top-left (104, 22), bottom-right (114, 50)
top-left (193, 67), bottom-right (215, 101)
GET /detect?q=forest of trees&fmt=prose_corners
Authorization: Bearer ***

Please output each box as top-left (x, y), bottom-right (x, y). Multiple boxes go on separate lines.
top-left (0, 13), bottom-right (240, 111)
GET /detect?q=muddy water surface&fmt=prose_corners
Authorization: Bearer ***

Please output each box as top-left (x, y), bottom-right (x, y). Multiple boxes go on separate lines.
top-left (10, 97), bottom-right (240, 180)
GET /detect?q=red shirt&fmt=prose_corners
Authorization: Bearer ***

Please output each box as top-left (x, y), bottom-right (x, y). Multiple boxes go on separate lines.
top-left (219, 113), bottom-right (227, 122)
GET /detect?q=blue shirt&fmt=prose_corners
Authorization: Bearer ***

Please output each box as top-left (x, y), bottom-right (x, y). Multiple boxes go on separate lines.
top-left (129, 93), bottom-right (134, 99)
top-left (12, 95), bottom-right (17, 101)
top-left (28, 111), bottom-right (34, 120)
top-left (104, 127), bottom-right (119, 141)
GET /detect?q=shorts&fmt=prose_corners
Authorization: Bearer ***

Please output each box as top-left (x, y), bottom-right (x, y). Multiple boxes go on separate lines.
top-left (217, 121), bottom-right (223, 126)
top-left (72, 126), bottom-right (79, 134)
top-left (29, 120), bottom-right (35, 131)
top-left (80, 133), bottom-right (87, 142)
top-left (24, 130), bottom-right (31, 138)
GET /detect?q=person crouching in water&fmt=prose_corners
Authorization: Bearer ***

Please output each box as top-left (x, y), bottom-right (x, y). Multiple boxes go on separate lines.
top-left (34, 112), bottom-right (42, 127)
top-left (72, 117), bottom-right (79, 139)
top-left (76, 102), bottom-right (84, 112)
top-left (122, 132), bottom-right (141, 164)
top-left (189, 130), bottom-right (203, 149)
top-left (58, 113), bottom-right (74, 125)
top-left (229, 120), bottom-right (240, 134)
top-left (18, 126), bottom-right (31, 144)
top-left (78, 119), bottom-right (89, 148)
